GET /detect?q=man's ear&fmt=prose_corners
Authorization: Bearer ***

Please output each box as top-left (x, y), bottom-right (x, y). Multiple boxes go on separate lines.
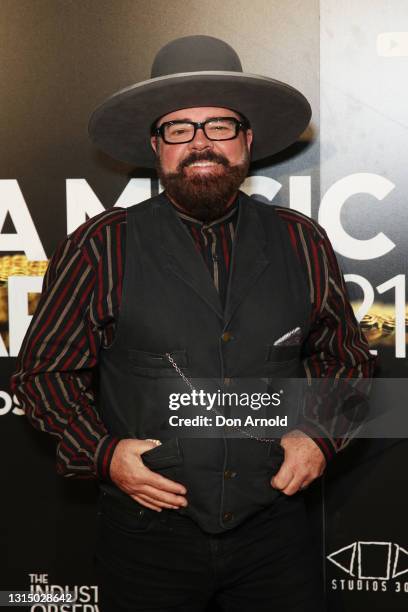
top-left (246, 128), bottom-right (253, 150)
top-left (150, 135), bottom-right (158, 154)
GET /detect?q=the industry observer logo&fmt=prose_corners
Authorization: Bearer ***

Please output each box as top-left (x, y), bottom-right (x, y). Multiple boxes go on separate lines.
top-left (328, 541), bottom-right (408, 594)
top-left (27, 573), bottom-right (99, 611)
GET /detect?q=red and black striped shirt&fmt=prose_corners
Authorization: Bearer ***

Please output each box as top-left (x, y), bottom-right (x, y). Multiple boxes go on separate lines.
top-left (11, 194), bottom-right (375, 480)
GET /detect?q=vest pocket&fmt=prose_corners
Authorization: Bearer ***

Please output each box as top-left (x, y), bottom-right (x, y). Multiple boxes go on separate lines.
top-left (266, 440), bottom-right (285, 475)
top-left (128, 349), bottom-right (189, 378)
top-left (265, 344), bottom-right (301, 363)
top-left (141, 437), bottom-right (183, 470)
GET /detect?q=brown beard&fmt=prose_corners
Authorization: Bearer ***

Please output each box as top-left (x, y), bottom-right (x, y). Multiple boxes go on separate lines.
top-left (156, 149), bottom-right (250, 222)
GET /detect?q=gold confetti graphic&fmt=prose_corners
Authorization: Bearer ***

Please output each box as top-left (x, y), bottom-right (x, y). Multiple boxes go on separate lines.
top-left (354, 302), bottom-right (408, 347)
top-left (0, 256), bottom-right (48, 349)
top-left (0, 255), bottom-right (48, 282)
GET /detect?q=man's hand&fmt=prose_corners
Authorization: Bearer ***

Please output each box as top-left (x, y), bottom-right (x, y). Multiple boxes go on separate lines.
top-left (109, 438), bottom-right (188, 512)
top-left (270, 430), bottom-right (326, 495)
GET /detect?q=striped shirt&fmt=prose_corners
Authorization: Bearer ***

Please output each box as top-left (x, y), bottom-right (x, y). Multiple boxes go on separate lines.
top-left (10, 193), bottom-right (375, 481)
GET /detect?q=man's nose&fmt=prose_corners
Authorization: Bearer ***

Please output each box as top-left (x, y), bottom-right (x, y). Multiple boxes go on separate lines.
top-left (189, 126), bottom-right (213, 149)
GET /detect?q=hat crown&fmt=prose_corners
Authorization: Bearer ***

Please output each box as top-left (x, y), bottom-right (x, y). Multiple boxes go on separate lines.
top-left (151, 35), bottom-right (243, 78)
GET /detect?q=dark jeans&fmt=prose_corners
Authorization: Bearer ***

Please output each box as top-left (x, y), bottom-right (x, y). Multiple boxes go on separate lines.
top-left (94, 491), bottom-right (326, 612)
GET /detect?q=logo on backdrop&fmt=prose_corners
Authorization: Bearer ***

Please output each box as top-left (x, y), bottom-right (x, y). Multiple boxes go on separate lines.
top-left (0, 391), bottom-right (23, 416)
top-left (328, 541), bottom-right (408, 594)
top-left (27, 573), bottom-right (99, 611)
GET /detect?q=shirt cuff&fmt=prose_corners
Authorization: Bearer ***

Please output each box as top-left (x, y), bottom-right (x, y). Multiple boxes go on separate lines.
top-left (295, 422), bottom-right (336, 462)
top-left (94, 434), bottom-right (121, 481)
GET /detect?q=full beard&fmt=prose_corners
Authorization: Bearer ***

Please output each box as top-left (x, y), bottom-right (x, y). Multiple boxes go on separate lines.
top-left (156, 150), bottom-right (250, 222)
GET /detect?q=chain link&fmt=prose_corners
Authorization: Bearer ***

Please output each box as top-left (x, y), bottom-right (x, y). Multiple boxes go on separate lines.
top-left (165, 353), bottom-right (276, 444)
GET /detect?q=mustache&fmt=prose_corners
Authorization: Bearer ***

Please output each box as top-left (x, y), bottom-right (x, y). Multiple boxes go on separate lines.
top-left (178, 151), bottom-right (229, 171)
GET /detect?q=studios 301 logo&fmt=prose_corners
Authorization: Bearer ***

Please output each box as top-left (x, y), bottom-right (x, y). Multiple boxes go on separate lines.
top-left (328, 541), bottom-right (408, 594)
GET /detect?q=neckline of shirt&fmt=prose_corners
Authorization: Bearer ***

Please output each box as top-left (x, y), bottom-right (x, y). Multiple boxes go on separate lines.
top-left (165, 193), bottom-right (239, 229)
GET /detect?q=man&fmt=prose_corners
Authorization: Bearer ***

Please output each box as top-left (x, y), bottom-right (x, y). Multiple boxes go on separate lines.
top-left (11, 35), bottom-right (374, 611)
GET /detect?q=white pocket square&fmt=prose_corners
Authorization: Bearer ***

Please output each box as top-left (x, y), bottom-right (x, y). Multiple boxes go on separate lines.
top-left (273, 326), bottom-right (302, 347)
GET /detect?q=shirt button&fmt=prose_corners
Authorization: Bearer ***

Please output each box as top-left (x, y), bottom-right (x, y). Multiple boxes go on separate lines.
top-left (223, 511), bottom-right (234, 522)
top-left (224, 470), bottom-right (237, 479)
top-left (221, 331), bottom-right (233, 342)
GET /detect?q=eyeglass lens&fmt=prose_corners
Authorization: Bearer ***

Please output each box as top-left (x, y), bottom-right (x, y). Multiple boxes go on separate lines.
top-left (164, 118), bottom-right (238, 143)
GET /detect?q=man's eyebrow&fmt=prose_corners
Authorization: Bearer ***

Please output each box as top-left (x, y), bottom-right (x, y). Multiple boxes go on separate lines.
top-left (158, 115), bottom-right (239, 126)
top-left (159, 118), bottom-right (192, 124)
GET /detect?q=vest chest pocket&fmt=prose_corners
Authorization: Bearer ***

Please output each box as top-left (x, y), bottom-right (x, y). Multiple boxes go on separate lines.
top-left (265, 344), bottom-right (301, 365)
top-left (128, 348), bottom-right (189, 378)
top-left (264, 344), bottom-right (303, 380)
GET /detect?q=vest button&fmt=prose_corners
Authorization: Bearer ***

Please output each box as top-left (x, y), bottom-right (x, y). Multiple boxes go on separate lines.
top-left (221, 331), bottom-right (233, 342)
top-left (223, 511), bottom-right (234, 522)
top-left (224, 470), bottom-right (237, 479)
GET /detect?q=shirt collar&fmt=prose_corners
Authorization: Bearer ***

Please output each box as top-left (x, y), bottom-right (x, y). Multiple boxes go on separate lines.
top-left (167, 193), bottom-right (239, 229)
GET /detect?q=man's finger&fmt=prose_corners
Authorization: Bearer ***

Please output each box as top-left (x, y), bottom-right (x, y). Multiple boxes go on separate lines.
top-left (136, 493), bottom-right (179, 510)
top-left (270, 463), bottom-right (294, 490)
top-left (131, 495), bottom-right (162, 512)
top-left (140, 484), bottom-right (188, 507)
top-left (299, 478), bottom-right (312, 491)
top-left (281, 473), bottom-right (305, 496)
top-left (144, 469), bottom-right (187, 495)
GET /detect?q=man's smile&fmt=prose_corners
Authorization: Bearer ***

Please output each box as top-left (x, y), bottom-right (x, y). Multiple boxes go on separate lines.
top-left (184, 161), bottom-right (225, 174)
top-left (187, 161), bottom-right (221, 168)
top-left (181, 156), bottom-right (228, 175)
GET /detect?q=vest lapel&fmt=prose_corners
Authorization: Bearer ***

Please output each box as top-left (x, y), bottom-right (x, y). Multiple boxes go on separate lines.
top-left (223, 193), bottom-right (272, 328)
top-left (157, 196), bottom-right (224, 320)
top-left (155, 192), bottom-right (272, 326)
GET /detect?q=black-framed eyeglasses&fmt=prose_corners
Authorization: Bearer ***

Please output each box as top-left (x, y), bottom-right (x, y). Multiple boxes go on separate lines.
top-left (151, 116), bottom-right (250, 144)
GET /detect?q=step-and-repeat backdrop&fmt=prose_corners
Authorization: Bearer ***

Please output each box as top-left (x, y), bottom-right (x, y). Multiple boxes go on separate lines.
top-left (1, 1), bottom-right (407, 610)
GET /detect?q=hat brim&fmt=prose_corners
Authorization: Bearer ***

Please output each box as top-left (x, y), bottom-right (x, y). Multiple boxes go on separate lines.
top-left (88, 71), bottom-right (312, 167)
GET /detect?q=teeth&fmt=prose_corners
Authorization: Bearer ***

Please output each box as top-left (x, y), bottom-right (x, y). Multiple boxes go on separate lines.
top-left (188, 161), bottom-right (218, 167)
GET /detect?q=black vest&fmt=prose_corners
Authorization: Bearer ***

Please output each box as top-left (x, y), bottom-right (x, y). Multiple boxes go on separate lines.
top-left (98, 191), bottom-right (311, 533)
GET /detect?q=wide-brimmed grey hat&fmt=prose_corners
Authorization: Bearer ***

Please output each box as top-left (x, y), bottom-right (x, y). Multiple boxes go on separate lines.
top-left (88, 35), bottom-right (311, 167)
